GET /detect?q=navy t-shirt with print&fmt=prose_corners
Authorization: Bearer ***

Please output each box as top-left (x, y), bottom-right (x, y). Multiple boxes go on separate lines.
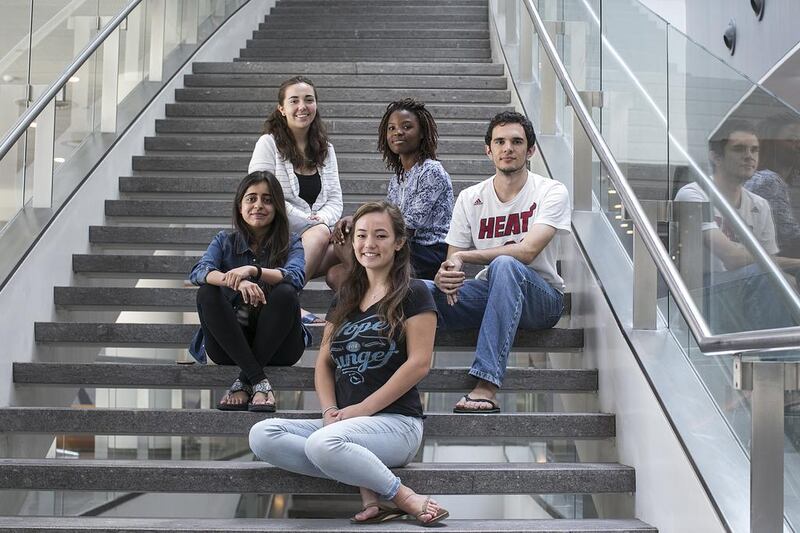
top-left (327, 279), bottom-right (436, 418)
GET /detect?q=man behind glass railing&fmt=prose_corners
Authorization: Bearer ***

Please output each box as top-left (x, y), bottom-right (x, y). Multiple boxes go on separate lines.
top-left (674, 119), bottom-right (800, 333)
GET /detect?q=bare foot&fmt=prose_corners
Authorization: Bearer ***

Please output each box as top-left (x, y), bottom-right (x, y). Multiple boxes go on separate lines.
top-left (454, 380), bottom-right (499, 411)
top-left (393, 485), bottom-right (445, 524)
top-left (219, 390), bottom-right (249, 407)
top-left (352, 503), bottom-right (381, 522)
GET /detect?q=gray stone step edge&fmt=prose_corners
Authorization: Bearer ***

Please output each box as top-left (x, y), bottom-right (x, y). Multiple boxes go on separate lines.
top-left (0, 408), bottom-right (614, 439)
top-left (52, 286), bottom-right (571, 315)
top-left (0, 459), bottom-right (636, 494)
top-left (0, 517), bottom-right (658, 532)
top-left (12, 364), bottom-right (597, 392)
top-left (32, 322), bottom-right (585, 351)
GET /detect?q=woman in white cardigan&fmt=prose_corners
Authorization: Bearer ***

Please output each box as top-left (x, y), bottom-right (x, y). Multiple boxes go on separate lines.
top-left (248, 76), bottom-right (342, 323)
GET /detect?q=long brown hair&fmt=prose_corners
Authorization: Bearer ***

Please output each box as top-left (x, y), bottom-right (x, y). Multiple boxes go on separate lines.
top-left (378, 98), bottom-right (439, 176)
top-left (326, 201), bottom-right (412, 340)
top-left (233, 171), bottom-right (290, 268)
top-left (262, 76), bottom-right (330, 168)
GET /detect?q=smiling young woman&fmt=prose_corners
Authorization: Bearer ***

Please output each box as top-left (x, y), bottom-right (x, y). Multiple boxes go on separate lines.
top-left (249, 201), bottom-right (449, 527)
top-left (328, 99), bottom-right (454, 289)
top-left (248, 76), bottom-right (342, 324)
top-left (188, 171), bottom-right (309, 412)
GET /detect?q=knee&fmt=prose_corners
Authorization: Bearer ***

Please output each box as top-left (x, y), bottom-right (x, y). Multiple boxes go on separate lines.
top-left (249, 419), bottom-right (284, 461)
top-left (488, 255), bottom-right (525, 278)
top-left (303, 226), bottom-right (331, 250)
top-left (325, 264), bottom-right (346, 290)
top-left (304, 430), bottom-right (342, 469)
top-left (196, 283), bottom-right (222, 307)
top-left (269, 282), bottom-right (298, 307)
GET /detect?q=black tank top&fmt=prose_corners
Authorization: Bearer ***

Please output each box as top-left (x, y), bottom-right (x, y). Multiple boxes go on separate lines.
top-left (296, 170), bottom-right (321, 208)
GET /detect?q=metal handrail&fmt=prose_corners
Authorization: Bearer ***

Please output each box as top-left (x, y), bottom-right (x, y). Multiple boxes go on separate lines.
top-left (521, 0), bottom-right (800, 354)
top-left (0, 0), bottom-right (143, 163)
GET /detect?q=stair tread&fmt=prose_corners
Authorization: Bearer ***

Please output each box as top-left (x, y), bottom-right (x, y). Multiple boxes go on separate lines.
top-left (0, 459), bottom-right (636, 494)
top-left (33, 322), bottom-right (585, 351)
top-left (0, 517), bottom-right (657, 532)
top-left (13, 363), bottom-right (596, 391)
top-left (191, 61), bottom-right (504, 75)
top-left (0, 408), bottom-right (613, 438)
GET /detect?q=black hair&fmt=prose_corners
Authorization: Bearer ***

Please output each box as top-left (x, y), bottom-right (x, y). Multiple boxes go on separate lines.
top-left (232, 171), bottom-right (290, 268)
top-left (484, 111), bottom-right (536, 149)
top-left (378, 98), bottom-right (439, 176)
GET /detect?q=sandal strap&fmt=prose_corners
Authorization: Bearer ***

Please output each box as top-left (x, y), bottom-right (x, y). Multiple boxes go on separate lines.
top-left (229, 378), bottom-right (252, 395)
top-left (252, 378), bottom-right (273, 395)
top-left (360, 501), bottom-right (380, 512)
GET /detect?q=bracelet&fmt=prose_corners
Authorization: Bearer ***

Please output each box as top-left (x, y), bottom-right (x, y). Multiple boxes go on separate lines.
top-left (252, 264), bottom-right (262, 282)
top-left (321, 405), bottom-right (338, 416)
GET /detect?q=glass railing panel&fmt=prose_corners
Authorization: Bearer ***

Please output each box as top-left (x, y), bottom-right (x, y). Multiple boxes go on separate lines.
top-left (0, 1), bottom-right (33, 138)
top-left (0, 128), bottom-right (30, 228)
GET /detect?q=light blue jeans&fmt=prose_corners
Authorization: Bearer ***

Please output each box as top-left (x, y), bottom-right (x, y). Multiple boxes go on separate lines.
top-left (427, 255), bottom-right (564, 387)
top-left (249, 414), bottom-right (423, 500)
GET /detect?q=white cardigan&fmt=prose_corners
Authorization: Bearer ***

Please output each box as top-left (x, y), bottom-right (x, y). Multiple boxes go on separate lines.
top-left (247, 134), bottom-right (343, 227)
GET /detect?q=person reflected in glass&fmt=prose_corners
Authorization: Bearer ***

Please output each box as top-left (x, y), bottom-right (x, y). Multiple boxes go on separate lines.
top-left (248, 76), bottom-right (342, 324)
top-left (327, 99), bottom-right (454, 289)
top-left (188, 171), bottom-right (309, 411)
top-left (674, 120), bottom-right (800, 332)
top-left (745, 112), bottom-right (800, 258)
top-left (249, 202), bottom-right (448, 526)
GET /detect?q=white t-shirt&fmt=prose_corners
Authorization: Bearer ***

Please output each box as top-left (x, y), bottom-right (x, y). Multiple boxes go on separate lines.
top-left (446, 171), bottom-right (571, 291)
top-left (674, 182), bottom-right (778, 272)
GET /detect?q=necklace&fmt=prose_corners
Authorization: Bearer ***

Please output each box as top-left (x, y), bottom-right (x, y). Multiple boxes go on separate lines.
top-left (363, 287), bottom-right (388, 309)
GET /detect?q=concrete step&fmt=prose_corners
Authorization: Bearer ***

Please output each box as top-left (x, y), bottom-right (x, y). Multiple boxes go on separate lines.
top-left (55, 285), bottom-right (336, 312)
top-left (117, 176), bottom-right (480, 196)
top-left (191, 61), bottom-right (504, 75)
top-left (0, 408), bottom-right (613, 438)
top-left (33, 322), bottom-right (585, 351)
top-left (245, 38), bottom-right (490, 50)
top-left (0, 459), bottom-right (635, 494)
top-left (182, 73), bottom-right (504, 89)
top-left (0, 517), bottom-right (658, 532)
top-left (234, 56), bottom-right (493, 64)
top-left (270, 5), bottom-right (487, 15)
top-left (173, 87), bottom-right (509, 103)
top-left (251, 29), bottom-right (491, 40)
top-left (53, 286), bottom-right (571, 315)
top-left (258, 22), bottom-right (489, 31)
top-left (155, 118), bottom-right (488, 136)
top-left (13, 363), bottom-right (597, 391)
top-left (278, 0), bottom-right (488, 5)
top-left (263, 14), bottom-right (487, 23)
top-left (130, 155), bottom-right (493, 174)
top-left (238, 49), bottom-right (492, 61)
top-left (144, 135), bottom-right (487, 155)
top-left (104, 199), bottom-right (407, 219)
top-left (164, 101), bottom-right (510, 118)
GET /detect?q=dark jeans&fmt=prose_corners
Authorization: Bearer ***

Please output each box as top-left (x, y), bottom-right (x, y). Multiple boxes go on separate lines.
top-left (409, 241), bottom-right (448, 280)
top-left (196, 283), bottom-right (305, 385)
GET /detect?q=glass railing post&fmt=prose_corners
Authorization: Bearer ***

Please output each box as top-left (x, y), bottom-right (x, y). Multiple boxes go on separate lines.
top-left (570, 91), bottom-right (600, 211)
top-left (148, 0), bottom-right (166, 82)
top-left (633, 200), bottom-right (659, 329)
top-left (99, 18), bottom-right (121, 134)
top-left (734, 357), bottom-right (786, 532)
top-left (31, 97), bottom-right (55, 208)
top-left (185, 2), bottom-right (200, 45)
top-left (672, 201), bottom-right (706, 323)
top-left (539, 21), bottom-right (564, 136)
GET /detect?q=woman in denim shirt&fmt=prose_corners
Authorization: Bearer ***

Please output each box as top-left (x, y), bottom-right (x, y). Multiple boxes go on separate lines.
top-left (189, 171), bottom-right (309, 411)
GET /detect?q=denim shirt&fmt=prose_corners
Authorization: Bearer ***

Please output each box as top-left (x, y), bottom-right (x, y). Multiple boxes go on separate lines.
top-left (188, 230), bottom-right (310, 363)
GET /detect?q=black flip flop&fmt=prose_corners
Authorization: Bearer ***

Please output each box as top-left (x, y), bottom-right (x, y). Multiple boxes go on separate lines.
top-left (452, 395), bottom-right (501, 414)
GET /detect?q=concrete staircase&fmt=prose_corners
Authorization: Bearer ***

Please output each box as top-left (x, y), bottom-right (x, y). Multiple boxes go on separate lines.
top-left (0, 0), bottom-right (656, 531)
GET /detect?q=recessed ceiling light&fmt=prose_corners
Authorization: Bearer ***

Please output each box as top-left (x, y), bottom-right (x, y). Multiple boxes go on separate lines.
top-left (54, 157), bottom-right (65, 163)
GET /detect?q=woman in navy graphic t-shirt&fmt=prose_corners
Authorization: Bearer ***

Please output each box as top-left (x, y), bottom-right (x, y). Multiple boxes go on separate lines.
top-left (249, 201), bottom-right (448, 526)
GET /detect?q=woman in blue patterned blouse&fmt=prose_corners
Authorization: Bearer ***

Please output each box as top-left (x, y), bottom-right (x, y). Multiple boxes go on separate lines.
top-left (328, 99), bottom-right (454, 288)
top-left (745, 112), bottom-right (800, 257)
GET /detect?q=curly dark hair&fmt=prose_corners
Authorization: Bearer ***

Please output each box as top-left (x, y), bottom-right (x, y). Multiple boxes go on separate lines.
top-left (378, 98), bottom-right (439, 176)
top-left (325, 201), bottom-right (412, 342)
top-left (261, 76), bottom-right (329, 168)
top-left (484, 111), bottom-right (536, 149)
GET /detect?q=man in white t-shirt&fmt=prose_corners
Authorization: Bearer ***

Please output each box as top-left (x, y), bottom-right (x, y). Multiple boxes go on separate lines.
top-left (430, 111), bottom-right (571, 413)
top-left (674, 120), bottom-right (800, 332)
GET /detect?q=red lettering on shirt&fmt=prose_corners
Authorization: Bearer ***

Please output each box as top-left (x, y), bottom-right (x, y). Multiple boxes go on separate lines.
top-left (506, 213), bottom-right (520, 235)
top-left (478, 217), bottom-right (495, 239)
top-left (495, 216), bottom-right (506, 236)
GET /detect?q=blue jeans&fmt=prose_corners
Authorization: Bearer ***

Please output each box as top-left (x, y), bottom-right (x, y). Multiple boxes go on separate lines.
top-left (427, 255), bottom-right (564, 387)
top-left (249, 414), bottom-right (423, 500)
